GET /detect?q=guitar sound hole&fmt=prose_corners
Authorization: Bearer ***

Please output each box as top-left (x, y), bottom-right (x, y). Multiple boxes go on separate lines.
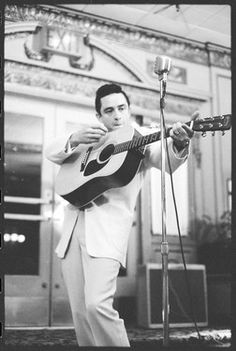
top-left (99, 144), bottom-right (115, 163)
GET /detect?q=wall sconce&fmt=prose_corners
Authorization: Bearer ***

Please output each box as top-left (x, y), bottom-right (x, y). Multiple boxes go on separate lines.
top-left (4, 233), bottom-right (26, 243)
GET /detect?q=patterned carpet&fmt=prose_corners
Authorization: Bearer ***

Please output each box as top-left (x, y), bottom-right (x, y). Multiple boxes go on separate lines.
top-left (2, 326), bottom-right (231, 350)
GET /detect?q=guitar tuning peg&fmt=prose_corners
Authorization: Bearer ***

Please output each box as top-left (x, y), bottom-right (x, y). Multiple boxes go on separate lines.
top-left (222, 131), bottom-right (225, 136)
top-left (202, 132), bottom-right (206, 137)
top-left (212, 131), bottom-right (215, 136)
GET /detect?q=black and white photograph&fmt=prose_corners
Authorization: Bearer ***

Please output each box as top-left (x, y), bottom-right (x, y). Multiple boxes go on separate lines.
top-left (1, 2), bottom-right (233, 350)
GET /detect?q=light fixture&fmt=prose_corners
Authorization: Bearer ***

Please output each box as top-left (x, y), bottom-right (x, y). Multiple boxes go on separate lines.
top-left (11, 233), bottom-right (18, 242)
top-left (18, 235), bottom-right (26, 243)
top-left (4, 233), bottom-right (26, 243)
top-left (4, 233), bottom-right (11, 242)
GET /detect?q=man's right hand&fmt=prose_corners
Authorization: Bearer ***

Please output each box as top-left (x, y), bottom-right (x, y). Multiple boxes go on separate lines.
top-left (69, 123), bottom-right (108, 148)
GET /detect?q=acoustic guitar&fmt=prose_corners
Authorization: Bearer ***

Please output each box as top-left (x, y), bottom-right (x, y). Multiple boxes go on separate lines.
top-left (55, 114), bottom-right (231, 207)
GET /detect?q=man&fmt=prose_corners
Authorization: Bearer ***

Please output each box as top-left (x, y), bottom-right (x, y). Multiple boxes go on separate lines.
top-left (46, 83), bottom-right (194, 347)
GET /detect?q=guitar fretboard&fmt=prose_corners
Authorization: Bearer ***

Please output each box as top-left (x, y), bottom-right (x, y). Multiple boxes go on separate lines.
top-left (112, 114), bottom-right (231, 155)
top-left (113, 129), bottom-right (164, 155)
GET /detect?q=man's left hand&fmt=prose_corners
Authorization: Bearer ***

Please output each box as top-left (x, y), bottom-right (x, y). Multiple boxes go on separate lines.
top-left (170, 122), bottom-right (194, 151)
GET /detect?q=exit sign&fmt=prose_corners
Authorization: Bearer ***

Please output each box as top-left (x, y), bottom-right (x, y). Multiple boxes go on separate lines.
top-left (32, 25), bottom-right (88, 59)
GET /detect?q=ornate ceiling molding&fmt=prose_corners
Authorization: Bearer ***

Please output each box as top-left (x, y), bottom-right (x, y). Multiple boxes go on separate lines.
top-left (5, 4), bottom-right (231, 70)
top-left (5, 21), bottom-right (143, 83)
top-left (5, 21), bottom-right (41, 34)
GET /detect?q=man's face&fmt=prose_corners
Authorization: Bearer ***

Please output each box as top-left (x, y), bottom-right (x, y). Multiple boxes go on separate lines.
top-left (97, 92), bottom-right (130, 131)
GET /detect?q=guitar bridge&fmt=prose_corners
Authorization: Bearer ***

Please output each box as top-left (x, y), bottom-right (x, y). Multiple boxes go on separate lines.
top-left (80, 147), bottom-right (93, 172)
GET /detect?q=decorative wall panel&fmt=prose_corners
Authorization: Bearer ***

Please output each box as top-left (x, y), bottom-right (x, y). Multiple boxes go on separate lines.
top-left (5, 60), bottom-right (201, 117)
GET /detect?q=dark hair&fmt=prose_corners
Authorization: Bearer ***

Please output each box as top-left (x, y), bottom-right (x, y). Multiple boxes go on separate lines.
top-left (95, 83), bottom-right (130, 114)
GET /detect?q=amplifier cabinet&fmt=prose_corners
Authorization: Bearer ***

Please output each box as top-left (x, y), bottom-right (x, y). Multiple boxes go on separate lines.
top-left (137, 263), bottom-right (208, 328)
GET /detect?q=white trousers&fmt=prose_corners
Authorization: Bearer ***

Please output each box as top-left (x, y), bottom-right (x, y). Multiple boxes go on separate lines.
top-left (61, 212), bottom-right (130, 347)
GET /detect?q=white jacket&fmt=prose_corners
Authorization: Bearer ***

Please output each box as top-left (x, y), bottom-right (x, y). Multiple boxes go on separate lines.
top-left (45, 129), bottom-right (188, 267)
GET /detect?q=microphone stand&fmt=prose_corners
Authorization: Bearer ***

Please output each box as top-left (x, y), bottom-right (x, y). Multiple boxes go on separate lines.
top-left (159, 73), bottom-right (170, 347)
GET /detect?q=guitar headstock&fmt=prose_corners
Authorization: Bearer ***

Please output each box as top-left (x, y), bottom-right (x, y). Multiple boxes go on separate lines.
top-left (192, 114), bottom-right (231, 133)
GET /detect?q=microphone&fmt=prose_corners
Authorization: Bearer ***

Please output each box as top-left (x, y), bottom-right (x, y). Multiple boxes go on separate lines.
top-left (154, 56), bottom-right (172, 80)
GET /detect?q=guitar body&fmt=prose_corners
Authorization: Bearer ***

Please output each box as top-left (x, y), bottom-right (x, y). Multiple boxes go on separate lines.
top-left (55, 125), bottom-right (144, 207)
top-left (55, 114), bottom-right (231, 207)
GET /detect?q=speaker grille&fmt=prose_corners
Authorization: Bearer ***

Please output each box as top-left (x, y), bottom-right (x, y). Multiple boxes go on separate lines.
top-left (137, 264), bottom-right (208, 328)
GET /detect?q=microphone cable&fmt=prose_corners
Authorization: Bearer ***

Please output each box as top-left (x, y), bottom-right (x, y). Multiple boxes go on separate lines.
top-left (162, 117), bottom-right (203, 341)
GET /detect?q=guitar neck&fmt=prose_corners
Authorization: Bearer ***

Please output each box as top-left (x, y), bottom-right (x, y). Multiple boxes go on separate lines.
top-left (113, 128), bottom-right (170, 155)
top-left (113, 114), bottom-right (231, 155)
